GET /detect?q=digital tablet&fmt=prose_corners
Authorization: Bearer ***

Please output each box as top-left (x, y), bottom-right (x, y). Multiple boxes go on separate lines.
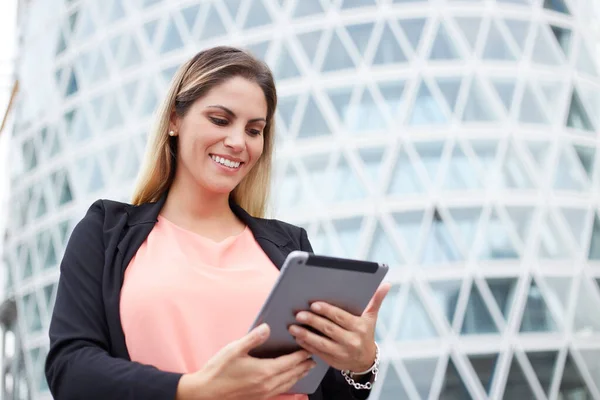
top-left (247, 251), bottom-right (389, 395)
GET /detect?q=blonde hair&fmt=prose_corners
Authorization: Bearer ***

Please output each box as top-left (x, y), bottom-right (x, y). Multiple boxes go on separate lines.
top-left (131, 47), bottom-right (277, 218)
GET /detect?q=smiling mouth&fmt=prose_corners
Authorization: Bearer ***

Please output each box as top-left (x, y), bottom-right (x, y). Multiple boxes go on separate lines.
top-left (210, 154), bottom-right (244, 169)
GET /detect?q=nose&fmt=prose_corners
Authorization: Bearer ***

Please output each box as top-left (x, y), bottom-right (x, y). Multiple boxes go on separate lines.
top-left (223, 126), bottom-right (245, 153)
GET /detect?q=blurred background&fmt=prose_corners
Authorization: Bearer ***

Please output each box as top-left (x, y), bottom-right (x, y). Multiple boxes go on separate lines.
top-left (2, 0), bottom-right (600, 399)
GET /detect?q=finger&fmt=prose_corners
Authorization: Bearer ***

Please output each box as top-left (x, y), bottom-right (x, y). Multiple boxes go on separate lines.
top-left (295, 311), bottom-right (353, 344)
top-left (231, 323), bottom-right (270, 356)
top-left (308, 302), bottom-right (359, 331)
top-left (364, 282), bottom-right (392, 317)
top-left (266, 349), bottom-right (312, 372)
top-left (269, 359), bottom-right (316, 397)
top-left (289, 325), bottom-right (341, 358)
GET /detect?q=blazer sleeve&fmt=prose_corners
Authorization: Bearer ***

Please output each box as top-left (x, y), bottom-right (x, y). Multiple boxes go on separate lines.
top-left (299, 228), bottom-right (371, 400)
top-left (45, 201), bottom-right (183, 400)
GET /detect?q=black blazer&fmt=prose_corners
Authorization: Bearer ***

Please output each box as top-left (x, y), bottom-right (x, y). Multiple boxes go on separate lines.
top-left (45, 194), bottom-right (371, 400)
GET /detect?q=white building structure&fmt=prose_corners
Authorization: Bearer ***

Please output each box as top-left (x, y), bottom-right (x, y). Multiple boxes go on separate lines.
top-left (5, 0), bottom-right (600, 398)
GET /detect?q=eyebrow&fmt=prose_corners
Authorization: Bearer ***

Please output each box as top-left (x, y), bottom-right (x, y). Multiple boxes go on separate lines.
top-left (206, 105), bottom-right (267, 123)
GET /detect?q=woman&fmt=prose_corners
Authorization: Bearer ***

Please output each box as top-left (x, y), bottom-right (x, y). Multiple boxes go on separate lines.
top-left (45, 46), bottom-right (390, 400)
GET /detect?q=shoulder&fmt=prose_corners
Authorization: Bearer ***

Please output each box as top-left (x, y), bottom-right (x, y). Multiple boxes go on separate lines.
top-left (249, 216), bottom-right (313, 252)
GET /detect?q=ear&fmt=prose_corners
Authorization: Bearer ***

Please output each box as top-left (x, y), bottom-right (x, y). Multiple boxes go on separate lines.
top-left (169, 109), bottom-right (180, 134)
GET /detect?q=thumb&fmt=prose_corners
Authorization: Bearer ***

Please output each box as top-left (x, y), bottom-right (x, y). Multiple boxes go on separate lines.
top-left (364, 283), bottom-right (392, 318)
top-left (232, 323), bottom-right (271, 356)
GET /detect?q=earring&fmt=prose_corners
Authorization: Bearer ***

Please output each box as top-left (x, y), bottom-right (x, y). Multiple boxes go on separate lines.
top-left (169, 130), bottom-right (175, 136)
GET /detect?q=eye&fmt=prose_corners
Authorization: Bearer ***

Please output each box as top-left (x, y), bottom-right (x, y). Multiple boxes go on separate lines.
top-left (209, 117), bottom-right (228, 126)
top-left (247, 129), bottom-right (262, 136)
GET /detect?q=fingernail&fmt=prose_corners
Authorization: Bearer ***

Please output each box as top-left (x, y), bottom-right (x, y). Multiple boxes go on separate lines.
top-left (311, 303), bottom-right (322, 312)
top-left (256, 323), bottom-right (269, 337)
top-left (296, 312), bottom-right (307, 322)
top-left (289, 326), bottom-right (300, 335)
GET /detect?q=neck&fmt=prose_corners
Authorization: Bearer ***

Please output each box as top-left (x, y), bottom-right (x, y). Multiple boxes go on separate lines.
top-left (161, 174), bottom-right (235, 225)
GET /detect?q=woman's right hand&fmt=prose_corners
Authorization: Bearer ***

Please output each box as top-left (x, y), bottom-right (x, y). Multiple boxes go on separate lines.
top-left (176, 324), bottom-right (316, 400)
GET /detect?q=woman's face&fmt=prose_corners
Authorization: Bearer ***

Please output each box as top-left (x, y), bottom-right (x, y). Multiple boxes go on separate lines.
top-left (172, 76), bottom-right (268, 196)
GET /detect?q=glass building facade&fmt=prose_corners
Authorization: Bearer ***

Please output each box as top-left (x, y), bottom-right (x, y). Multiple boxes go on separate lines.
top-left (4, 0), bottom-right (600, 398)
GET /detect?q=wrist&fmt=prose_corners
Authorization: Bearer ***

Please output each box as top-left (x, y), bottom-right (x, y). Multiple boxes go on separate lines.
top-left (176, 373), bottom-right (210, 400)
top-left (351, 342), bottom-right (378, 374)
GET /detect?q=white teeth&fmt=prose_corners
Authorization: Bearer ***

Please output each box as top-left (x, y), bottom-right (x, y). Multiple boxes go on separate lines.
top-left (211, 155), bottom-right (241, 169)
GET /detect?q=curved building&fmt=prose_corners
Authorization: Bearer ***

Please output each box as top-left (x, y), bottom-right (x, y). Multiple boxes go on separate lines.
top-left (5, 0), bottom-right (600, 398)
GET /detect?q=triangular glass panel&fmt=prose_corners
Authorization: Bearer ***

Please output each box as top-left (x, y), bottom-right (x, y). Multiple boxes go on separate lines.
top-left (377, 80), bottom-right (406, 115)
top-left (223, 0), bottom-right (243, 22)
top-left (486, 278), bottom-right (518, 320)
top-left (520, 279), bottom-right (557, 332)
top-left (322, 31), bottom-right (356, 72)
top-left (297, 30), bottom-right (323, 65)
top-left (429, 280), bottom-right (461, 326)
top-left (435, 77), bottom-right (462, 112)
top-left (414, 141), bottom-right (444, 183)
top-left (245, 40), bottom-right (270, 61)
top-left (121, 36), bottom-right (142, 69)
top-left (143, 19), bottom-right (159, 45)
top-left (467, 354), bottom-right (498, 395)
top-left (56, 30), bottom-right (67, 56)
top-left (92, 50), bottom-right (109, 82)
top-left (519, 85), bottom-right (548, 124)
top-left (273, 43), bottom-right (301, 81)
top-left (331, 156), bottom-right (366, 202)
top-left (461, 282), bottom-right (499, 334)
top-left (447, 207), bottom-right (482, 249)
top-left (181, 4), bottom-right (200, 33)
top-left (430, 23), bottom-right (461, 60)
top-left (139, 82), bottom-right (159, 117)
top-left (526, 351), bottom-right (557, 396)
top-left (503, 19), bottom-right (530, 52)
top-left (559, 207), bottom-right (588, 245)
top-left (340, 0), bottom-right (377, 9)
top-left (297, 96), bottom-right (331, 138)
top-left (567, 90), bottom-right (595, 132)
top-left (439, 357), bottom-right (473, 399)
top-left (65, 70), bottom-right (79, 97)
top-left (35, 194), bottom-right (47, 219)
top-left (502, 356), bottom-right (537, 399)
top-left (349, 88), bottom-right (387, 133)
top-left (589, 214), bottom-right (600, 260)
top-left (550, 25), bottom-right (571, 57)
top-left (393, 211), bottom-right (425, 261)
top-left (478, 210), bottom-right (519, 260)
top-left (276, 94), bottom-right (299, 132)
top-left (462, 79), bottom-right (498, 122)
top-left (107, 0), bottom-right (126, 23)
top-left (160, 17), bottom-right (184, 54)
top-left (539, 213), bottom-right (571, 259)
top-left (43, 283), bottom-right (58, 311)
top-left (345, 22), bottom-right (374, 56)
top-left (357, 147), bottom-right (385, 185)
top-left (72, 109), bottom-right (92, 143)
top-left (119, 141), bottom-right (140, 181)
top-left (311, 225), bottom-right (332, 255)
top-left (327, 86), bottom-right (354, 127)
top-left (387, 148), bottom-right (424, 195)
top-left (373, 23), bottom-right (407, 65)
top-left (573, 278), bottom-right (600, 334)
top-left (76, 7), bottom-right (95, 40)
top-left (397, 288), bottom-right (438, 340)
top-left (483, 21), bottom-right (515, 60)
top-left (22, 246), bottom-right (33, 279)
top-left (332, 217), bottom-right (363, 258)
top-left (378, 364), bottom-right (410, 399)
top-left (303, 153), bottom-right (330, 198)
top-left (58, 175), bottom-right (73, 205)
top-left (544, 0), bottom-right (570, 14)
top-left (275, 163), bottom-right (303, 209)
top-left (293, 0), bottom-right (324, 18)
top-left (43, 235), bottom-right (58, 270)
top-left (368, 223), bottom-right (403, 267)
top-left (88, 157), bottom-right (105, 193)
top-left (104, 96), bottom-right (124, 130)
top-left (443, 143), bottom-right (480, 190)
top-left (409, 80), bottom-right (447, 125)
top-left (531, 25), bottom-right (563, 66)
top-left (454, 17), bottom-right (481, 51)
top-left (398, 18), bottom-right (426, 51)
top-left (554, 147), bottom-right (587, 191)
top-left (404, 357), bottom-right (438, 399)
top-left (377, 284), bottom-right (400, 339)
top-left (244, 0), bottom-right (272, 29)
top-left (539, 80), bottom-right (565, 116)
top-left (109, 34), bottom-right (124, 62)
top-left (500, 145), bottom-right (533, 189)
top-left (580, 350), bottom-right (600, 392)
top-left (161, 65), bottom-right (178, 84)
top-left (558, 353), bottom-right (594, 398)
top-left (505, 207), bottom-right (533, 242)
top-left (422, 210), bottom-right (463, 265)
top-left (576, 41), bottom-right (598, 77)
top-left (542, 276), bottom-right (571, 315)
top-left (524, 140), bottom-right (551, 172)
top-left (200, 5), bottom-right (227, 40)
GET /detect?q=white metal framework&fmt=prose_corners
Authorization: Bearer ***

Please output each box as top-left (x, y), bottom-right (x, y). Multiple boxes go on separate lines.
top-left (4, 0), bottom-right (600, 398)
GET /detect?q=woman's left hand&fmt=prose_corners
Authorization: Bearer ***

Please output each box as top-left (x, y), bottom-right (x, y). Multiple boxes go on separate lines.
top-left (288, 283), bottom-right (392, 373)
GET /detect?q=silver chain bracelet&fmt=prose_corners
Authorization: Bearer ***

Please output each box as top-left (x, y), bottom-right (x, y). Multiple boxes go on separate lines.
top-left (340, 343), bottom-right (380, 390)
